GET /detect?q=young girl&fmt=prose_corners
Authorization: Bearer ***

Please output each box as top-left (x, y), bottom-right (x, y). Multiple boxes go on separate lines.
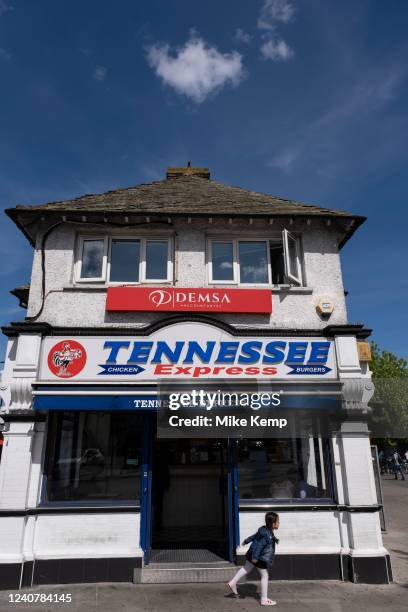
top-left (228, 512), bottom-right (280, 606)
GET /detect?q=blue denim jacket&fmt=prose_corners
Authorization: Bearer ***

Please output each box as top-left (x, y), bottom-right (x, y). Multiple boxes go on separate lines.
top-left (244, 526), bottom-right (278, 566)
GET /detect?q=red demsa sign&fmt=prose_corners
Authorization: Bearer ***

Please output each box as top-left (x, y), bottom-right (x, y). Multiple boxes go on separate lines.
top-left (106, 287), bottom-right (272, 313)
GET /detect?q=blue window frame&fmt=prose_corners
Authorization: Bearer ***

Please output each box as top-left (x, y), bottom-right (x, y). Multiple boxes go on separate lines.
top-left (42, 411), bottom-right (144, 504)
top-left (237, 437), bottom-right (334, 503)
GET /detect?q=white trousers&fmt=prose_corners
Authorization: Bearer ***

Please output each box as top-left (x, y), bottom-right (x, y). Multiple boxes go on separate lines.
top-left (229, 560), bottom-right (269, 601)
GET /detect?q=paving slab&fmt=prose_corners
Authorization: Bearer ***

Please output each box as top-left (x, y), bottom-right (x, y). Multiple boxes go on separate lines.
top-left (381, 475), bottom-right (408, 584)
top-left (1, 473), bottom-right (406, 612)
top-left (1, 581), bottom-right (408, 612)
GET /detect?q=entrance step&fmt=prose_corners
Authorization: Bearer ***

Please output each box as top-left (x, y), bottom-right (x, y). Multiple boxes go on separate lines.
top-left (137, 549), bottom-right (238, 584)
top-left (150, 548), bottom-right (227, 563)
top-left (139, 562), bottom-right (237, 584)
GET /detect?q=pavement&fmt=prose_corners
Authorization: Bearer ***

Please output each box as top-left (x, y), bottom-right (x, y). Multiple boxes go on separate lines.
top-left (1, 476), bottom-right (407, 612)
top-left (381, 475), bottom-right (408, 584)
top-left (1, 581), bottom-right (407, 612)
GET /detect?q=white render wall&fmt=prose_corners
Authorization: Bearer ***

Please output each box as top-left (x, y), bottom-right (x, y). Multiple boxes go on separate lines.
top-left (33, 514), bottom-right (142, 560)
top-left (25, 218), bottom-right (348, 328)
top-left (238, 510), bottom-right (343, 556)
top-left (0, 513), bottom-right (142, 565)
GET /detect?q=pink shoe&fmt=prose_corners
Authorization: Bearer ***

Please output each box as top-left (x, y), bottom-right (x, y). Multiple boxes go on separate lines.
top-left (260, 599), bottom-right (277, 606)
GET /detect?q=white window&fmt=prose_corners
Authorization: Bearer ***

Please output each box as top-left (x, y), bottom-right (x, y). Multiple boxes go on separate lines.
top-left (209, 239), bottom-right (270, 285)
top-left (76, 236), bottom-right (172, 283)
top-left (208, 232), bottom-right (303, 286)
top-left (283, 229), bottom-right (302, 285)
top-left (209, 241), bottom-right (237, 284)
top-left (110, 239), bottom-right (140, 282)
top-left (143, 240), bottom-right (171, 282)
top-left (76, 236), bottom-right (108, 282)
top-left (238, 241), bottom-right (269, 284)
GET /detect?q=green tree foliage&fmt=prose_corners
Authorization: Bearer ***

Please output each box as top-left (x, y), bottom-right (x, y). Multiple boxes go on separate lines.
top-left (369, 342), bottom-right (408, 438)
top-left (371, 343), bottom-right (408, 378)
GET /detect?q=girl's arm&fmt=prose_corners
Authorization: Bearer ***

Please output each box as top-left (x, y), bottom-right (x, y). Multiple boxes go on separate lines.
top-left (243, 532), bottom-right (258, 545)
top-left (251, 534), bottom-right (267, 561)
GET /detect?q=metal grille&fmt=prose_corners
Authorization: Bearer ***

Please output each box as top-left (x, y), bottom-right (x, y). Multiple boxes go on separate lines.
top-left (149, 549), bottom-right (228, 564)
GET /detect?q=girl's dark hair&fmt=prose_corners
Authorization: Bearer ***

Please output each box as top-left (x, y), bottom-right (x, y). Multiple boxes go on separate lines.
top-left (265, 512), bottom-right (279, 543)
top-left (265, 511), bottom-right (279, 530)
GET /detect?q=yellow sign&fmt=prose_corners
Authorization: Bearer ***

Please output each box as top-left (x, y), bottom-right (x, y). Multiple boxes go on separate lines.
top-left (357, 341), bottom-right (372, 362)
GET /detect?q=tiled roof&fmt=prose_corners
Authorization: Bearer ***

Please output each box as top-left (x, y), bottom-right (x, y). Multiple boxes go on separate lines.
top-left (5, 175), bottom-right (366, 248)
top-left (8, 175), bottom-right (358, 217)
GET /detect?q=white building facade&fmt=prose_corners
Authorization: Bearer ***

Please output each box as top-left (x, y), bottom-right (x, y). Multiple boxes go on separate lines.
top-left (0, 166), bottom-right (391, 588)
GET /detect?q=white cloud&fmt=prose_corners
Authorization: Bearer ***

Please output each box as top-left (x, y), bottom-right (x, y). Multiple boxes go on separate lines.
top-left (234, 28), bottom-right (252, 44)
top-left (266, 65), bottom-right (407, 179)
top-left (0, 1), bottom-right (13, 16)
top-left (258, 0), bottom-right (295, 30)
top-left (220, 261), bottom-right (233, 270)
top-left (146, 35), bottom-right (245, 103)
top-left (261, 38), bottom-right (294, 61)
top-left (0, 47), bottom-right (11, 60)
top-left (257, 0), bottom-right (296, 62)
top-left (138, 164), bottom-right (162, 182)
top-left (93, 65), bottom-right (107, 81)
top-left (79, 47), bottom-right (92, 58)
top-left (268, 149), bottom-right (298, 171)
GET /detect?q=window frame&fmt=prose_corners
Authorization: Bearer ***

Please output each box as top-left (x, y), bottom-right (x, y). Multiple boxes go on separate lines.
top-left (237, 239), bottom-right (272, 286)
top-left (107, 237), bottom-right (142, 284)
top-left (283, 229), bottom-right (302, 285)
top-left (237, 437), bottom-right (335, 505)
top-left (208, 236), bottom-right (305, 287)
top-left (75, 235), bottom-right (173, 284)
top-left (208, 239), bottom-right (238, 284)
top-left (141, 238), bottom-right (174, 284)
top-left (75, 236), bottom-right (108, 283)
top-left (39, 410), bottom-right (144, 507)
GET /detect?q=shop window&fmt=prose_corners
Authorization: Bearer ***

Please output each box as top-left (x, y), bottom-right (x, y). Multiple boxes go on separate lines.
top-left (237, 437), bottom-right (332, 501)
top-left (208, 232), bottom-right (303, 286)
top-left (43, 411), bottom-right (144, 503)
top-left (76, 236), bottom-right (172, 283)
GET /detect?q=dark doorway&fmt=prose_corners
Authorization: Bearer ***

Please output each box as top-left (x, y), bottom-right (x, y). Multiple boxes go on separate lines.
top-left (151, 438), bottom-right (229, 558)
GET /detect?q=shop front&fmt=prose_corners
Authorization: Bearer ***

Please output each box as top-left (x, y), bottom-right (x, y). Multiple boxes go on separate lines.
top-left (40, 408), bottom-right (239, 565)
top-left (28, 317), bottom-right (357, 580)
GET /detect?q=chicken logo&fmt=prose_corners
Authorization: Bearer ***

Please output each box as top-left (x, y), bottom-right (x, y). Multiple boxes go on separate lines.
top-left (48, 340), bottom-right (87, 378)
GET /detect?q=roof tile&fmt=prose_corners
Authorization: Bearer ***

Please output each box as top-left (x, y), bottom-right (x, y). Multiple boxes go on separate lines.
top-left (10, 175), bottom-right (356, 217)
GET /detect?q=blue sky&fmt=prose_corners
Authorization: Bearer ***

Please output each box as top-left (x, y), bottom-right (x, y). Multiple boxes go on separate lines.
top-left (0, 0), bottom-right (407, 362)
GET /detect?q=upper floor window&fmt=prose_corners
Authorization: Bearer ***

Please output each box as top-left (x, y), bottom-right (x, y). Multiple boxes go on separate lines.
top-left (239, 241), bottom-right (270, 284)
top-left (79, 237), bottom-right (108, 281)
top-left (76, 236), bottom-right (172, 283)
top-left (110, 239), bottom-right (140, 282)
top-left (283, 229), bottom-right (302, 285)
top-left (208, 230), bottom-right (303, 286)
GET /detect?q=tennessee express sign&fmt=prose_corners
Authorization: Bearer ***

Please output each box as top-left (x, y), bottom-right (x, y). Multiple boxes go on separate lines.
top-left (106, 287), bottom-right (272, 314)
top-left (39, 322), bottom-right (337, 382)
